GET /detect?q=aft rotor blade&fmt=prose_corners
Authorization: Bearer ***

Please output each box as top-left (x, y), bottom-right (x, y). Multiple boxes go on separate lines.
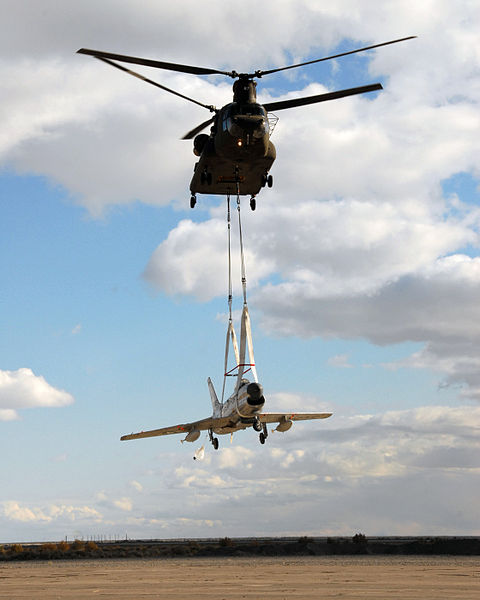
top-left (258, 36), bottom-right (416, 77)
top-left (263, 83), bottom-right (383, 112)
top-left (182, 116), bottom-right (216, 140)
top-left (93, 56), bottom-right (216, 112)
top-left (78, 48), bottom-right (235, 77)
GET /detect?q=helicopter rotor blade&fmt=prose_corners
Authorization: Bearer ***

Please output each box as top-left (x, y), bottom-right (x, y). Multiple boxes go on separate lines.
top-left (257, 36), bottom-right (416, 77)
top-left (182, 116), bottom-right (216, 140)
top-left (93, 56), bottom-right (216, 113)
top-left (77, 48), bottom-right (236, 77)
top-left (263, 83), bottom-right (383, 112)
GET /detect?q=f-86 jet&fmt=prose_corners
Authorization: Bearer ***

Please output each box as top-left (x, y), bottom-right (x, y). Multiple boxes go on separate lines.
top-left (121, 306), bottom-right (331, 449)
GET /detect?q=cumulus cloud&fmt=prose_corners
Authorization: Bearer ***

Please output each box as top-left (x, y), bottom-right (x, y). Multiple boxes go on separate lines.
top-left (3, 404), bottom-right (478, 539)
top-left (0, 368), bottom-right (74, 420)
top-left (147, 404), bottom-right (480, 536)
top-left (3, 501), bottom-right (102, 523)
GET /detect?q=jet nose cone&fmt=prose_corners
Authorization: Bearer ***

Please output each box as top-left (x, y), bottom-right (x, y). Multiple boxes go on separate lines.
top-left (247, 382), bottom-right (263, 400)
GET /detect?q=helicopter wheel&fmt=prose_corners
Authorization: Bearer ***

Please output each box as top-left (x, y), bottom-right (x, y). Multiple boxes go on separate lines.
top-left (267, 174), bottom-right (273, 188)
top-left (190, 195), bottom-right (196, 208)
top-left (250, 197), bottom-right (256, 211)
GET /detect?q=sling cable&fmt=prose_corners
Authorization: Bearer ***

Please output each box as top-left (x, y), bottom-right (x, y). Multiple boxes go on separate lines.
top-left (221, 191), bottom-right (258, 407)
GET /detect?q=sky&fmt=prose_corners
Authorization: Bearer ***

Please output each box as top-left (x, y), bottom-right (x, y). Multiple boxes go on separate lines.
top-left (1, 0), bottom-right (480, 543)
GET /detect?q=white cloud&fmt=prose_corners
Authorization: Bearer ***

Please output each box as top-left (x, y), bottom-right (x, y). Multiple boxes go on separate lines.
top-left (328, 354), bottom-right (352, 368)
top-left (267, 391), bottom-right (330, 413)
top-left (2, 501), bottom-right (102, 523)
top-left (3, 405), bottom-right (478, 538)
top-left (0, 368), bottom-right (74, 419)
top-left (119, 404), bottom-right (480, 537)
top-left (129, 480), bottom-right (143, 492)
top-left (3, 502), bottom-right (50, 523)
top-left (0, 409), bottom-right (18, 422)
top-left (113, 497), bottom-right (133, 512)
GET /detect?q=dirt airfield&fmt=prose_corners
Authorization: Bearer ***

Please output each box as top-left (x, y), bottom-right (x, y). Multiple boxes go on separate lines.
top-left (1, 555), bottom-right (479, 599)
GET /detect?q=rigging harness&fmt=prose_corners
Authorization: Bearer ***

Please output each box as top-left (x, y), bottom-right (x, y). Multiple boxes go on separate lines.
top-left (221, 190), bottom-right (258, 407)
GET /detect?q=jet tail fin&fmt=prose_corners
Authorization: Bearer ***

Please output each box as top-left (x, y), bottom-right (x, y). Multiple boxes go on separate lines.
top-left (208, 377), bottom-right (221, 417)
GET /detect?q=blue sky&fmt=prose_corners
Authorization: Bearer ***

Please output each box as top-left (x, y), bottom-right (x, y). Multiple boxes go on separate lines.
top-left (1, 1), bottom-right (479, 542)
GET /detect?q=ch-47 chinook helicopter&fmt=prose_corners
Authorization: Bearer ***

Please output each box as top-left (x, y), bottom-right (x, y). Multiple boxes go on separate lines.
top-left (78, 36), bottom-right (415, 210)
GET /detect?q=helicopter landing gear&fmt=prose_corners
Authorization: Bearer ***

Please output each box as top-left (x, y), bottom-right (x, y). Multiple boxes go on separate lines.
top-left (250, 196), bottom-right (256, 211)
top-left (209, 428), bottom-right (219, 450)
top-left (259, 423), bottom-right (268, 445)
top-left (190, 195), bottom-right (196, 208)
top-left (200, 169), bottom-right (212, 185)
top-left (261, 173), bottom-right (273, 188)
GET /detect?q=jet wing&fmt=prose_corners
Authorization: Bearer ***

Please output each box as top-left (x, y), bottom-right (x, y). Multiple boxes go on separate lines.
top-left (258, 412), bottom-right (332, 424)
top-left (120, 416), bottom-right (233, 441)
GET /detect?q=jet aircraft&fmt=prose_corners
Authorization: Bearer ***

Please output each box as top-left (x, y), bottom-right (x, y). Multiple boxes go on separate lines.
top-left (121, 305), bottom-right (332, 449)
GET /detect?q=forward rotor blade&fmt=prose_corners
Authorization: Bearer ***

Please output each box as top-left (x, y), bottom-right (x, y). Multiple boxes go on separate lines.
top-left (263, 83), bottom-right (382, 112)
top-left (93, 56), bottom-right (216, 112)
top-left (182, 116), bottom-right (216, 140)
top-left (77, 48), bottom-right (234, 77)
top-left (258, 36), bottom-right (416, 77)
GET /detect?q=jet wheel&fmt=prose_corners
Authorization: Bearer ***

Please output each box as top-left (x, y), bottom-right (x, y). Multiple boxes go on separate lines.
top-left (259, 432), bottom-right (266, 445)
top-left (267, 175), bottom-right (273, 188)
top-left (253, 418), bottom-right (262, 432)
top-left (213, 437), bottom-right (219, 450)
top-left (190, 195), bottom-right (196, 208)
top-left (250, 197), bottom-right (256, 211)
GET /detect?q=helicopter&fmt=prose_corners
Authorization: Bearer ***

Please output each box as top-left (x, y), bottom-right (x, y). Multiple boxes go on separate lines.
top-left (78, 36), bottom-right (415, 210)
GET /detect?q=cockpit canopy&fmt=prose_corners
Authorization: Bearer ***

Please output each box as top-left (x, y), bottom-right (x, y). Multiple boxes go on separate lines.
top-left (221, 103), bottom-right (269, 139)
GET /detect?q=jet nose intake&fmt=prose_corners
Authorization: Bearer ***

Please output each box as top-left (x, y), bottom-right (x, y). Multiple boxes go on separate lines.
top-left (247, 382), bottom-right (264, 405)
top-left (247, 382), bottom-right (262, 399)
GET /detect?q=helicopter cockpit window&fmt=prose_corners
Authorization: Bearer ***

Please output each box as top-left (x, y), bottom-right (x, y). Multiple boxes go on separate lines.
top-left (223, 103), bottom-right (269, 138)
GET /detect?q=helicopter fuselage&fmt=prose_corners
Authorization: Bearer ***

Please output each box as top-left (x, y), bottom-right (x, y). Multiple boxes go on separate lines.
top-left (190, 101), bottom-right (276, 197)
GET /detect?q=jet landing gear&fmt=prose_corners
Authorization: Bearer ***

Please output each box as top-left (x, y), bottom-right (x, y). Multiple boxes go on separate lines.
top-left (259, 423), bottom-right (268, 445)
top-left (209, 428), bottom-right (219, 450)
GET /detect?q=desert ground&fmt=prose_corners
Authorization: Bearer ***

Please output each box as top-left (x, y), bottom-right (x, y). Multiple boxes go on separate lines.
top-left (0, 556), bottom-right (479, 599)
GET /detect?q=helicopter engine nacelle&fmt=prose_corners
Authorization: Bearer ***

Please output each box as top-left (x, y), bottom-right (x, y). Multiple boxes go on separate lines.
top-left (193, 134), bottom-right (209, 156)
top-left (275, 417), bottom-right (293, 432)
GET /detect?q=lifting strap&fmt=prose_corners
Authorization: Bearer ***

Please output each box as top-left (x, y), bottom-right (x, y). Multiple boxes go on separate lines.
top-left (221, 192), bottom-right (258, 401)
top-left (222, 195), bottom-right (240, 403)
top-left (237, 195), bottom-right (248, 306)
